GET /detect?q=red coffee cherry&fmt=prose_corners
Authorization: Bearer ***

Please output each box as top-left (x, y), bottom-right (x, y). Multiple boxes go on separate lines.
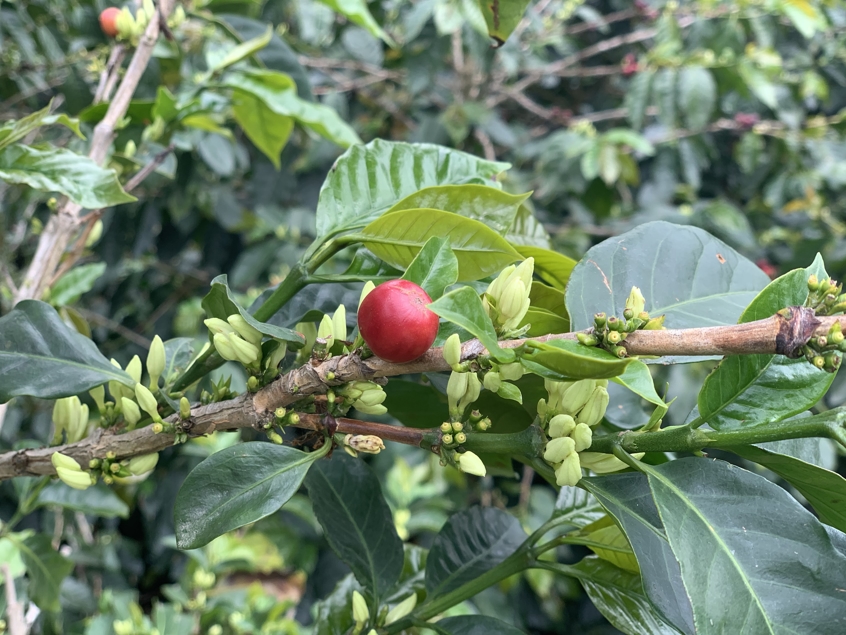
top-left (99, 7), bottom-right (121, 38)
top-left (358, 279), bottom-right (439, 363)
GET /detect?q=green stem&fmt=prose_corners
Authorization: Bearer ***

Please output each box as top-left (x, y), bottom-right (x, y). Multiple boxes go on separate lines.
top-left (463, 425), bottom-right (546, 458)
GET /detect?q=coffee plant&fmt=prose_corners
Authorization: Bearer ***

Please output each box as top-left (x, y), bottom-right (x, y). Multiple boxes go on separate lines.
top-left (2, 0), bottom-right (846, 634)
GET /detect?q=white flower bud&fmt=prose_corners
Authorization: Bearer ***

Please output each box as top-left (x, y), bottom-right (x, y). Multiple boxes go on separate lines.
top-left (499, 362), bottom-right (524, 381)
top-left (543, 436), bottom-right (576, 464)
top-left (205, 318), bottom-right (235, 336)
top-left (121, 397), bottom-right (142, 427)
top-left (555, 453), bottom-right (582, 487)
top-left (135, 383), bottom-right (161, 422)
top-left (147, 335), bottom-right (166, 389)
top-left (228, 334), bottom-right (261, 365)
top-left (318, 314), bottom-right (335, 349)
top-left (127, 453), bottom-right (158, 475)
top-left (571, 422), bottom-right (593, 452)
top-left (483, 371), bottom-right (501, 392)
top-left (352, 590), bottom-right (369, 625)
top-left (332, 305), bottom-right (347, 342)
top-left (548, 414), bottom-right (576, 438)
top-left (457, 451), bottom-right (486, 477)
top-left (227, 314), bottom-right (263, 346)
top-left (577, 386), bottom-right (609, 427)
top-left (126, 355), bottom-right (142, 384)
top-left (443, 333), bottom-right (462, 368)
top-left (359, 281), bottom-right (376, 307)
top-left (51, 451), bottom-right (81, 471)
top-left (625, 286), bottom-right (646, 317)
top-left (56, 466), bottom-right (93, 490)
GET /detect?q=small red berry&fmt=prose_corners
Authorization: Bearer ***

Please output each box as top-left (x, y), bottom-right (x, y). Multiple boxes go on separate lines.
top-left (358, 279), bottom-right (439, 363)
top-left (756, 259), bottom-right (778, 280)
top-left (622, 53), bottom-right (639, 76)
top-left (99, 7), bottom-right (121, 38)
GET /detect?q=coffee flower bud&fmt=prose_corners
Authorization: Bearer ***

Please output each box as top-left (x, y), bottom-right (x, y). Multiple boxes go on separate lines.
top-left (126, 355), bottom-right (142, 384)
top-left (499, 362), bottom-right (524, 381)
top-left (499, 279), bottom-right (526, 321)
top-left (51, 451), bottom-right (82, 472)
top-left (180, 397), bottom-right (191, 420)
top-left (352, 399), bottom-right (388, 416)
top-left (577, 386), bottom-right (609, 427)
top-left (548, 414), bottom-right (576, 438)
top-left (580, 451), bottom-right (645, 474)
top-left (147, 335), bottom-right (165, 389)
top-left (227, 314), bottom-right (263, 346)
top-left (135, 383), bottom-right (161, 422)
top-left (213, 332), bottom-right (238, 361)
top-left (352, 590), bottom-right (369, 625)
top-left (121, 397), bottom-right (142, 428)
top-left (318, 314), bottom-right (335, 349)
top-left (560, 380), bottom-right (596, 416)
top-left (359, 281), bottom-right (376, 307)
top-left (205, 318), bottom-right (235, 336)
top-left (345, 435), bottom-right (385, 455)
top-left (458, 373), bottom-right (482, 411)
top-left (127, 453), bottom-right (158, 475)
top-left (544, 436), bottom-right (576, 464)
top-left (555, 453), bottom-right (582, 487)
top-left (486, 265), bottom-right (516, 305)
top-left (385, 594), bottom-right (417, 625)
top-left (52, 452), bottom-right (92, 490)
top-left (228, 335), bottom-right (261, 365)
top-left (89, 385), bottom-right (106, 413)
top-left (332, 305), bottom-right (347, 342)
top-left (457, 450), bottom-right (486, 477)
top-left (447, 371), bottom-right (469, 410)
top-left (444, 333), bottom-right (462, 368)
top-left (483, 371), bottom-right (502, 392)
top-left (571, 423), bottom-right (592, 452)
top-left (625, 286), bottom-right (645, 317)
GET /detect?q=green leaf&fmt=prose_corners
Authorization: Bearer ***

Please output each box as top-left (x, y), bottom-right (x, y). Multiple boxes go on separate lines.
top-left (424, 506), bottom-right (526, 598)
top-left (315, 0), bottom-right (394, 45)
top-left (520, 307), bottom-right (570, 337)
top-left (231, 90), bottom-right (294, 169)
top-left (566, 221), bottom-right (770, 363)
top-left (434, 616), bottom-right (526, 635)
top-left (479, 0), bottom-right (532, 45)
top-left (174, 442), bottom-right (321, 549)
top-left (0, 101), bottom-right (82, 151)
top-left (306, 453), bottom-right (404, 598)
top-left (507, 204), bottom-right (552, 249)
top-left (516, 245), bottom-right (576, 291)
top-left (583, 473), bottom-right (696, 635)
top-left (311, 574), bottom-right (361, 635)
top-left (611, 361), bottom-right (665, 408)
top-left (581, 516), bottom-right (640, 573)
top-left (678, 66), bottom-right (716, 130)
top-left (553, 486), bottom-right (605, 528)
top-left (221, 68), bottom-right (360, 148)
top-left (384, 379), bottom-right (447, 428)
top-left (522, 339), bottom-right (632, 381)
top-left (387, 184), bottom-right (529, 235)
top-left (572, 557), bottom-right (682, 635)
top-left (315, 139), bottom-right (510, 238)
top-left (730, 444), bottom-right (846, 533)
top-left (0, 535), bottom-right (26, 579)
top-left (496, 381), bottom-right (522, 403)
top-left (625, 70), bottom-right (655, 130)
top-left (653, 68), bottom-right (677, 127)
top-left (738, 61), bottom-right (778, 109)
top-left (13, 533), bottom-right (73, 612)
top-left (0, 144), bottom-right (135, 208)
top-left (208, 24), bottom-right (272, 72)
top-left (0, 300), bottom-right (133, 403)
top-left (202, 274), bottom-right (305, 347)
top-left (427, 286), bottom-right (515, 362)
top-left (696, 259), bottom-right (833, 430)
top-left (36, 483), bottom-right (129, 518)
top-left (401, 236), bottom-right (459, 300)
top-left (163, 338), bottom-right (195, 385)
top-left (528, 281), bottom-right (567, 317)
top-left (641, 457), bottom-right (846, 634)
top-left (360, 208), bottom-right (521, 282)
top-left (49, 263), bottom-right (106, 307)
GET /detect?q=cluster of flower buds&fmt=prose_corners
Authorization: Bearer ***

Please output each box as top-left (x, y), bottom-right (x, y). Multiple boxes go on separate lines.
top-left (802, 320), bottom-right (845, 372)
top-left (807, 274), bottom-right (846, 315)
top-left (482, 258), bottom-right (535, 336)
top-left (446, 370), bottom-right (482, 418)
top-left (51, 452), bottom-right (96, 490)
top-left (51, 396), bottom-right (90, 445)
top-left (50, 449), bottom-right (159, 491)
top-left (578, 451), bottom-right (644, 474)
top-left (316, 305), bottom-right (348, 355)
top-left (343, 434), bottom-right (385, 457)
top-left (578, 287), bottom-right (664, 358)
top-left (539, 378), bottom-right (610, 486)
top-left (113, 0), bottom-right (186, 44)
top-left (336, 381), bottom-right (387, 416)
top-left (350, 589), bottom-right (415, 633)
top-left (207, 315), bottom-right (263, 367)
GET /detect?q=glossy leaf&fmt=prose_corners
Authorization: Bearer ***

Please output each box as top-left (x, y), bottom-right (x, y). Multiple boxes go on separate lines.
top-left (221, 69), bottom-right (360, 148)
top-left (359, 208), bottom-right (521, 282)
top-left (642, 457), bottom-right (846, 634)
top-left (581, 516), bottom-right (640, 573)
top-left (316, 0), bottom-right (394, 44)
top-left (314, 139), bottom-right (509, 238)
top-left (402, 236), bottom-right (459, 299)
top-left (528, 281), bottom-right (567, 317)
top-left (0, 102), bottom-right (82, 151)
top-left (202, 274), bottom-right (305, 347)
top-left (208, 25), bottom-right (272, 72)
top-left (697, 259), bottom-right (832, 430)
top-left (566, 221), bottom-right (770, 362)
top-left (255, 281), bottom-right (364, 329)
top-left (612, 361), bottom-right (665, 407)
top-left (517, 245), bottom-right (576, 291)
top-left (49, 262), bottom-right (106, 307)
top-left (0, 300), bottom-right (133, 403)
top-left (573, 557), bottom-right (682, 635)
top-left (520, 307), bottom-right (570, 337)
top-left (507, 204), bottom-right (552, 248)
top-left (37, 483), bottom-right (129, 518)
top-left (0, 143), bottom-right (135, 208)
top-left (425, 506), bottom-right (526, 598)
top-left (174, 442), bottom-right (321, 549)
top-left (480, 0), bottom-right (532, 45)
top-left (553, 486), bottom-right (606, 528)
top-left (163, 338), bottom-right (195, 385)
top-left (387, 184), bottom-right (530, 235)
top-left (583, 473), bottom-right (696, 635)
top-left (231, 90), bottom-right (294, 169)
top-left (522, 338), bottom-right (632, 380)
top-left (14, 533), bottom-right (73, 612)
top-left (435, 615), bottom-right (526, 635)
top-left (730, 444), bottom-right (846, 533)
top-left (305, 453), bottom-right (404, 598)
top-left (427, 286), bottom-right (515, 362)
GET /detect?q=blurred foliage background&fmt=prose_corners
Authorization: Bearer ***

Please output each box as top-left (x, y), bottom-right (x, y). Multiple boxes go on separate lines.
top-left (2, 0), bottom-right (846, 633)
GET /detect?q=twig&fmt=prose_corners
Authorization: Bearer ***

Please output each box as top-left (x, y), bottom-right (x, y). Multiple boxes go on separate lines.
top-left (93, 45), bottom-right (127, 104)
top-left (73, 308), bottom-right (153, 349)
top-left (473, 127), bottom-right (496, 161)
top-left (2, 563), bottom-right (27, 635)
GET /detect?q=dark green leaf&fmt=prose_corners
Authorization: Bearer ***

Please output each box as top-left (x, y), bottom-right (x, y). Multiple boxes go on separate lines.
top-left (573, 557), bottom-right (682, 635)
top-left (517, 245), bottom-right (576, 291)
top-left (49, 263), bottom-right (106, 307)
top-left (522, 339), bottom-right (632, 380)
top-left (697, 259), bottom-right (832, 429)
top-left (625, 70), bottom-right (654, 130)
top-left (0, 300), bottom-right (133, 403)
top-left (384, 380), bottom-right (447, 428)
top-left (305, 453), bottom-right (404, 598)
top-left (163, 338), bottom-right (195, 385)
top-left (360, 208), bottom-right (521, 282)
top-left (565, 221), bottom-right (770, 363)
top-left (202, 274), bottom-right (305, 347)
top-left (316, 0), bottom-right (393, 44)
top-left (312, 574), bottom-right (362, 635)
top-left (0, 144), bottom-right (135, 208)
top-left (231, 90), bottom-right (294, 169)
top-left (402, 236), bottom-right (459, 299)
top-left (583, 473), bottom-right (695, 635)
top-left (553, 486), bottom-right (605, 528)
top-left (37, 483), bottom-right (129, 518)
top-left (435, 615), bottom-right (526, 635)
top-left (174, 442), bottom-right (320, 549)
top-left (255, 282), bottom-right (364, 329)
top-left (388, 184), bottom-right (529, 235)
top-left (208, 25), bottom-right (272, 71)
top-left (427, 286), bottom-right (514, 362)
top-left (15, 533), bottom-right (73, 612)
top-left (425, 506), bottom-right (526, 598)
top-left (730, 444), bottom-right (846, 533)
top-left (678, 66), bottom-right (716, 130)
top-left (642, 457), bottom-right (846, 634)
top-left (314, 139), bottom-right (509, 238)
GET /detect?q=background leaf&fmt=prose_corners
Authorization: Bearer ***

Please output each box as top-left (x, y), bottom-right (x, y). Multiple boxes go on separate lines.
top-left (37, 483), bottom-right (129, 518)
top-left (14, 533), bottom-right (73, 612)
top-left (434, 615), bottom-right (527, 634)
top-left (49, 262), bottom-right (106, 307)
